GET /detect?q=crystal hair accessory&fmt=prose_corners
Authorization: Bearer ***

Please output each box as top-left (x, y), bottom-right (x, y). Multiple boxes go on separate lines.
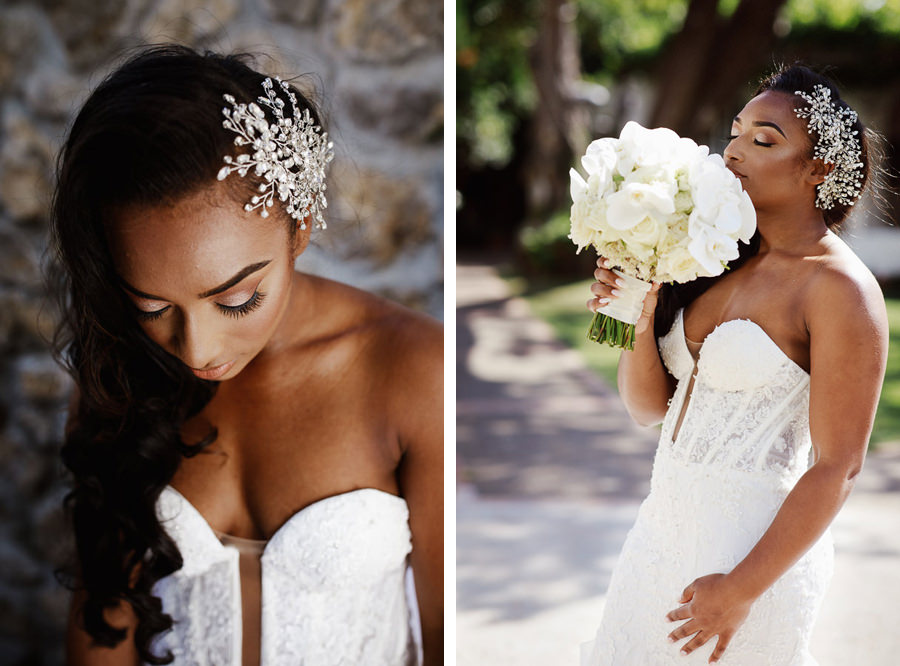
top-left (217, 77), bottom-right (334, 230)
top-left (793, 84), bottom-right (863, 210)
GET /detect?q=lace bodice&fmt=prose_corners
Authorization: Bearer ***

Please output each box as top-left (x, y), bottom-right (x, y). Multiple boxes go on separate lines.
top-left (150, 486), bottom-right (420, 666)
top-left (657, 307), bottom-right (813, 482)
top-left (582, 307), bottom-right (832, 665)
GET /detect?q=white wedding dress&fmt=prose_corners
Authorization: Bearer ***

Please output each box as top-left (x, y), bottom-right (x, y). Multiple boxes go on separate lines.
top-left (149, 485), bottom-right (421, 666)
top-left (581, 307), bottom-right (833, 665)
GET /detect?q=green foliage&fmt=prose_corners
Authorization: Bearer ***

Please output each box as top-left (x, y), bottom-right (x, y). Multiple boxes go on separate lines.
top-left (519, 277), bottom-right (623, 386)
top-left (519, 209), bottom-right (573, 270)
top-left (458, 0), bottom-right (900, 175)
top-left (784, 0), bottom-right (900, 33)
top-left (576, 0), bottom-right (687, 77)
top-left (519, 209), bottom-right (600, 276)
top-left (457, 0), bottom-right (690, 169)
top-left (457, 0), bottom-right (539, 167)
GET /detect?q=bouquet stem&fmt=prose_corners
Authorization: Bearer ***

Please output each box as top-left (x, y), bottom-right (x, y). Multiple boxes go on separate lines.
top-left (587, 312), bottom-right (636, 350)
top-left (587, 268), bottom-right (652, 351)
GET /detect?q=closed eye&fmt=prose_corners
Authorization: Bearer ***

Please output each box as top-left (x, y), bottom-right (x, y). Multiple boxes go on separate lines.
top-left (134, 290), bottom-right (266, 322)
top-left (727, 134), bottom-right (773, 147)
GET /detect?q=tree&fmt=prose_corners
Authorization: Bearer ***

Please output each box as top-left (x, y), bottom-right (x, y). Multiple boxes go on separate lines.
top-left (650, 0), bottom-right (789, 140)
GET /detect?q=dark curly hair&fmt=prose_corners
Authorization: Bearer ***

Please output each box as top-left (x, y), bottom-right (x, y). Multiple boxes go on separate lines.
top-left (46, 44), bottom-right (323, 662)
top-left (654, 63), bottom-right (873, 339)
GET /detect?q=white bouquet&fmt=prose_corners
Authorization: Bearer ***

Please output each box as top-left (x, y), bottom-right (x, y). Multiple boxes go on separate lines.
top-left (569, 121), bottom-right (756, 350)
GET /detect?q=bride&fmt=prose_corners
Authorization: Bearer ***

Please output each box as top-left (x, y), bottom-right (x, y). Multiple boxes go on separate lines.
top-left (581, 64), bottom-right (888, 664)
top-left (51, 46), bottom-right (443, 665)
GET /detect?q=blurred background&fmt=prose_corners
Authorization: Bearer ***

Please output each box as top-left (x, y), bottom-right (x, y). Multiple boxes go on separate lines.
top-left (457, 1), bottom-right (900, 664)
top-left (0, 0), bottom-right (442, 663)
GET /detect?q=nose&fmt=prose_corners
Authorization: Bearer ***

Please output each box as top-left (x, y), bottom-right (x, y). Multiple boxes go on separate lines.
top-left (173, 311), bottom-right (223, 370)
top-left (723, 137), bottom-right (742, 163)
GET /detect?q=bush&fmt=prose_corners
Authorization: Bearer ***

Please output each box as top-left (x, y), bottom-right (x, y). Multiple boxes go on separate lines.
top-left (518, 209), bottom-right (597, 278)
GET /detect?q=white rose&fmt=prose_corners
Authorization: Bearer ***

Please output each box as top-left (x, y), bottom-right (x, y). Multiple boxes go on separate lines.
top-left (628, 215), bottom-right (666, 249)
top-left (657, 243), bottom-right (700, 283)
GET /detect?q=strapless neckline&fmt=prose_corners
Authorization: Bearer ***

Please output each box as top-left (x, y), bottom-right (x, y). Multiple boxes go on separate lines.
top-left (677, 308), bottom-right (809, 376)
top-left (161, 484), bottom-right (408, 556)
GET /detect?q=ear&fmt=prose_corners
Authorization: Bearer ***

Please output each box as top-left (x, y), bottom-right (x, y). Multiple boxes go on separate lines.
top-left (805, 159), bottom-right (834, 186)
top-left (290, 214), bottom-right (313, 261)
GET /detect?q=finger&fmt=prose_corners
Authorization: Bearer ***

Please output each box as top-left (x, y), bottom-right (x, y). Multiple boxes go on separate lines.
top-left (590, 282), bottom-right (617, 299)
top-left (586, 297), bottom-right (609, 313)
top-left (595, 256), bottom-right (610, 269)
top-left (679, 630), bottom-right (711, 656)
top-left (680, 582), bottom-right (695, 603)
top-left (709, 633), bottom-right (731, 663)
top-left (592, 266), bottom-right (621, 284)
top-left (666, 604), bottom-right (692, 622)
top-left (667, 618), bottom-right (699, 643)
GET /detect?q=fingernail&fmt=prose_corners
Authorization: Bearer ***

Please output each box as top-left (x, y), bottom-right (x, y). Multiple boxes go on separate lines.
top-left (681, 650), bottom-right (688, 655)
top-left (668, 636), bottom-right (675, 643)
top-left (615, 278), bottom-right (627, 288)
top-left (598, 298), bottom-right (609, 306)
top-left (611, 289), bottom-right (622, 298)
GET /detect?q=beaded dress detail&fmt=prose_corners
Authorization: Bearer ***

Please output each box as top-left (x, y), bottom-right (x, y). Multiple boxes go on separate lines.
top-left (150, 486), bottom-right (420, 666)
top-left (581, 307), bottom-right (833, 665)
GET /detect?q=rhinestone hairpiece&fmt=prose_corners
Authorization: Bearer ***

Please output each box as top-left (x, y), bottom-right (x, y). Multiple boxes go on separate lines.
top-left (217, 77), bottom-right (334, 230)
top-left (793, 84), bottom-right (863, 210)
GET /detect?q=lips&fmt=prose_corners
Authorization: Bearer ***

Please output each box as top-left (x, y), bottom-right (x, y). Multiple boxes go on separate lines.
top-left (190, 360), bottom-right (235, 380)
top-left (728, 166), bottom-right (747, 179)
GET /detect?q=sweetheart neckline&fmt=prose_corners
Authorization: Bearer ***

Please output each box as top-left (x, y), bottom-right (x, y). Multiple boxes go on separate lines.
top-left (161, 484), bottom-right (408, 555)
top-left (677, 308), bottom-right (810, 377)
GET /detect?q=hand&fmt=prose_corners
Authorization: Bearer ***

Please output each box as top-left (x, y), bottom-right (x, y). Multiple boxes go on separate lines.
top-left (586, 257), bottom-right (661, 335)
top-left (665, 573), bottom-right (754, 663)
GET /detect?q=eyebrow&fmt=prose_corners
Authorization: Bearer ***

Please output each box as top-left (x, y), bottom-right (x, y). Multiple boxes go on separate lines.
top-left (119, 260), bottom-right (272, 301)
top-left (733, 116), bottom-right (787, 139)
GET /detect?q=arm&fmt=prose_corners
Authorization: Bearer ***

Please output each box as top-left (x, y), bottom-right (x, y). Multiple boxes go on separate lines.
top-left (393, 316), bottom-right (444, 665)
top-left (666, 267), bottom-right (889, 662)
top-left (67, 588), bottom-right (141, 666)
top-left (588, 257), bottom-right (675, 425)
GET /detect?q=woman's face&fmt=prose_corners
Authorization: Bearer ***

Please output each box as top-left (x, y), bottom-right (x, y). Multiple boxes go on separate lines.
top-left (106, 180), bottom-right (305, 381)
top-left (723, 90), bottom-right (822, 212)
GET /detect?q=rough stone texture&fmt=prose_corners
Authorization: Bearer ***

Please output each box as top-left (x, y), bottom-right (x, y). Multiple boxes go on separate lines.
top-left (259, 0), bottom-right (320, 25)
top-left (0, 1), bottom-right (442, 662)
top-left (332, 164), bottom-right (434, 265)
top-left (338, 59), bottom-right (444, 143)
top-left (328, 0), bottom-right (443, 63)
top-left (140, 0), bottom-right (242, 45)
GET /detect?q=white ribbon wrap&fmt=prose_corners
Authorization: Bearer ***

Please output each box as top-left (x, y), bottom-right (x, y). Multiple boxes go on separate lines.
top-left (597, 269), bottom-right (652, 325)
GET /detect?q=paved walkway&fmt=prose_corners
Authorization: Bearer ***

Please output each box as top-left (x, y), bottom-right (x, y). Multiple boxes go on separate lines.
top-left (456, 260), bottom-right (900, 665)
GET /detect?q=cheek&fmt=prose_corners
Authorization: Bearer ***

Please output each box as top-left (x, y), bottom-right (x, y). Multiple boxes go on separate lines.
top-left (239, 272), bottom-right (293, 346)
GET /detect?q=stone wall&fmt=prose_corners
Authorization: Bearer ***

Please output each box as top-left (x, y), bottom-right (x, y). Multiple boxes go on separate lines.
top-left (0, 0), bottom-right (442, 662)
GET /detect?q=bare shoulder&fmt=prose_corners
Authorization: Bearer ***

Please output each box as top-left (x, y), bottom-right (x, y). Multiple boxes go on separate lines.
top-left (315, 275), bottom-right (443, 388)
top-left (805, 234), bottom-right (887, 333)
top-left (328, 280), bottom-right (443, 451)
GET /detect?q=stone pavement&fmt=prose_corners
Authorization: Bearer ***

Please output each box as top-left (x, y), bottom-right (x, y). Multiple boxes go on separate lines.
top-left (456, 260), bottom-right (900, 666)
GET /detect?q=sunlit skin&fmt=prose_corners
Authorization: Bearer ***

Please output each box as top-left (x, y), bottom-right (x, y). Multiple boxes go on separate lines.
top-left (67, 178), bottom-right (444, 665)
top-left (587, 91), bottom-right (888, 662)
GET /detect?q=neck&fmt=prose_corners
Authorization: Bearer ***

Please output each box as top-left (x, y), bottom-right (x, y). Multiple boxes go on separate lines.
top-left (754, 201), bottom-right (830, 254)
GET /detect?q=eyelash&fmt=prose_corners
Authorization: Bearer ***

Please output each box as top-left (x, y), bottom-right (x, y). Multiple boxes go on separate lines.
top-left (135, 290), bottom-right (267, 322)
top-left (726, 134), bottom-right (774, 147)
